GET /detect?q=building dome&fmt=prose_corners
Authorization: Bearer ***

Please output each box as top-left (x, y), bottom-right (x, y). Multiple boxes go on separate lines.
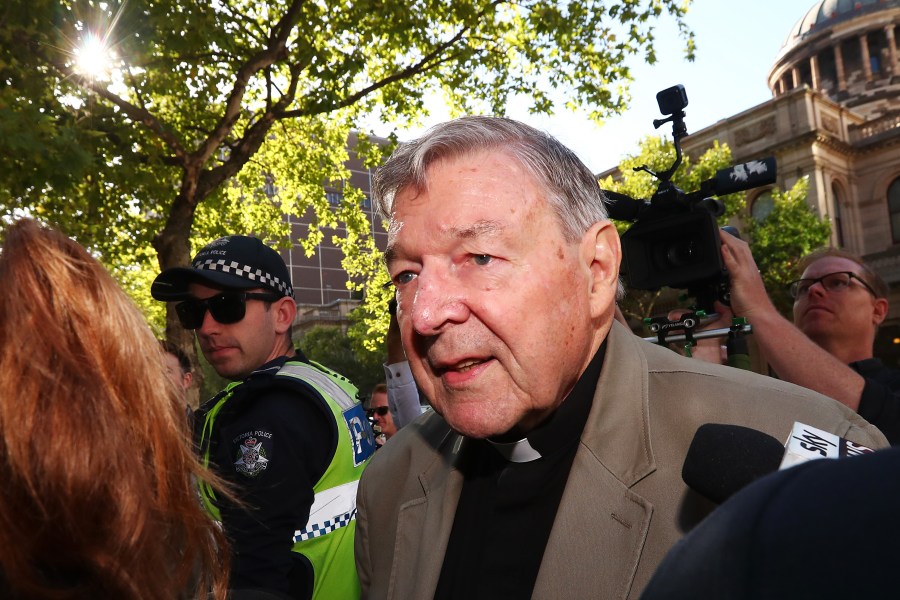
top-left (781, 0), bottom-right (900, 55)
top-left (769, 0), bottom-right (900, 118)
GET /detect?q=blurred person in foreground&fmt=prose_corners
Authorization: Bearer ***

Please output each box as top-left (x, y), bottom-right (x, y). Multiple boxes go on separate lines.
top-left (354, 115), bottom-right (888, 599)
top-left (641, 444), bottom-right (900, 599)
top-left (0, 218), bottom-right (229, 600)
top-left (687, 236), bottom-right (900, 444)
top-left (152, 234), bottom-right (376, 600)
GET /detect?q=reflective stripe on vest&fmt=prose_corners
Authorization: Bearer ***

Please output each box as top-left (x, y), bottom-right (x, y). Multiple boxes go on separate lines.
top-left (276, 363), bottom-right (357, 410)
top-left (293, 479), bottom-right (359, 543)
top-left (276, 361), bottom-right (375, 468)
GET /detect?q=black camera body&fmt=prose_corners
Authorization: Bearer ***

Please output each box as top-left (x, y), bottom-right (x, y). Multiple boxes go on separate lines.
top-left (604, 85), bottom-right (777, 311)
top-left (621, 208), bottom-right (724, 290)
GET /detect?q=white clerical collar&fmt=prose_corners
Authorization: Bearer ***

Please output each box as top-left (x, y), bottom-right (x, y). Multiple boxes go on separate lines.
top-left (487, 437), bottom-right (543, 463)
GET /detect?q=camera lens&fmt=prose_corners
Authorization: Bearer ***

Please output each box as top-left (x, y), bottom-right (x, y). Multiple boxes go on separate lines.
top-left (666, 238), bottom-right (700, 267)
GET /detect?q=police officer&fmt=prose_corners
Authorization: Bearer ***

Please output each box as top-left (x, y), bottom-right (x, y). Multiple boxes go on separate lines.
top-left (152, 235), bottom-right (376, 600)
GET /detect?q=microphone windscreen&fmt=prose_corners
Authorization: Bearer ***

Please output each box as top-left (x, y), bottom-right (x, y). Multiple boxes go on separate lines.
top-left (682, 423), bottom-right (785, 504)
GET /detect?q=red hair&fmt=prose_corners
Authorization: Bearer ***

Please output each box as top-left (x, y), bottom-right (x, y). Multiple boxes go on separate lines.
top-left (0, 219), bottom-right (230, 599)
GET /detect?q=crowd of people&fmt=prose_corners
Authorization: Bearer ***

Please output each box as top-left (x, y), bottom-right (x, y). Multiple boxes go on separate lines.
top-left (4, 114), bottom-right (899, 599)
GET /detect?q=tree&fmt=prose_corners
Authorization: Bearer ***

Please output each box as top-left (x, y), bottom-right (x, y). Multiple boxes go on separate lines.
top-left (745, 176), bottom-right (831, 314)
top-left (599, 135), bottom-right (745, 320)
top-left (1, 0), bottom-right (695, 361)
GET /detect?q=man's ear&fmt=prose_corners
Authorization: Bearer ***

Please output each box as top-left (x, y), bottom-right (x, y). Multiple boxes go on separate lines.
top-left (873, 297), bottom-right (889, 326)
top-left (273, 296), bottom-right (297, 335)
top-left (582, 220), bottom-right (622, 319)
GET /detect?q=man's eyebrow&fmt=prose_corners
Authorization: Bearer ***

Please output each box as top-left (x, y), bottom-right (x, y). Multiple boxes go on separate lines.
top-left (383, 219), bottom-right (505, 267)
top-left (383, 245), bottom-right (399, 267)
top-left (457, 219), bottom-right (504, 239)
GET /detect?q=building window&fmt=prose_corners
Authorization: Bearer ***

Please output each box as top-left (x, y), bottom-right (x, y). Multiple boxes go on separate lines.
top-left (889, 178), bottom-right (900, 244)
top-left (325, 191), bottom-right (343, 206)
top-left (361, 194), bottom-right (371, 210)
top-left (751, 190), bottom-right (775, 222)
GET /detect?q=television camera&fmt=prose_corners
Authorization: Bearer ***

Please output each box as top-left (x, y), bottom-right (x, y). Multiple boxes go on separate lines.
top-left (603, 85), bottom-right (776, 356)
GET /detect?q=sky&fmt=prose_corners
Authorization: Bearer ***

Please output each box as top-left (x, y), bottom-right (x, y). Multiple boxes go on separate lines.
top-left (375, 0), bottom-right (816, 173)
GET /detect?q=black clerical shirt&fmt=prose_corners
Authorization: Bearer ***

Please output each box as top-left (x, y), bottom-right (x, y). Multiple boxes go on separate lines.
top-left (433, 344), bottom-right (606, 600)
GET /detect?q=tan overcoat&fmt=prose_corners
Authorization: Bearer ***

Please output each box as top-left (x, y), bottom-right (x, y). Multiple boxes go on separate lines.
top-left (355, 321), bottom-right (888, 599)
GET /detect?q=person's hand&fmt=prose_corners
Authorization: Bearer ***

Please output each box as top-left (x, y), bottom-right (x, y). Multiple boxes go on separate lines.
top-left (718, 231), bottom-right (775, 319)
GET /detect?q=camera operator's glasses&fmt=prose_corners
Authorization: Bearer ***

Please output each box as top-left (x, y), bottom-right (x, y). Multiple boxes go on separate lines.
top-left (366, 406), bottom-right (389, 418)
top-left (175, 291), bottom-right (281, 329)
top-left (787, 272), bottom-right (877, 299)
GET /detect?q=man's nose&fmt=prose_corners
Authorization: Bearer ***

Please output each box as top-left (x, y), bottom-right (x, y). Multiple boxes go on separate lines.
top-left (807, 280), bottom-right (828, 298)
top-left (408, 270), bottom-right (469, 335)
top-left (197, 307), bottom-right (220, 334)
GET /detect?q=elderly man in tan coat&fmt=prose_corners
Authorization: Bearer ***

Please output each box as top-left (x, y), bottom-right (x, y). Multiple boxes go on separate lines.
top-left (355, 116), bottom-right (888, 600)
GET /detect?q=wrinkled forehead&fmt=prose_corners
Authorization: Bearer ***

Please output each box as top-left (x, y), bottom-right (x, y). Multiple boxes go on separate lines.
top-left (801, 256), bottom-right (864, 279)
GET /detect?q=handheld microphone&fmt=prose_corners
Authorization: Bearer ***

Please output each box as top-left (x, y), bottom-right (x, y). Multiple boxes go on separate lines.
top-left (681, 424), bottom-right (784, 505)
top-left (682, 422), bottom-right (876, 504)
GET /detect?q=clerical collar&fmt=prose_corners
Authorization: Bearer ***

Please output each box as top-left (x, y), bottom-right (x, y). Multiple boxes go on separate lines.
top-left (487, 437), bottom-right (542, 463)
top-left (486, 341), bottom-right (607, 463)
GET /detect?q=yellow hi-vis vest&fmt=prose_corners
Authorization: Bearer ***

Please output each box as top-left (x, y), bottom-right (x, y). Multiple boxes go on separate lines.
top-left (199, 360), bottom-right (377, 600)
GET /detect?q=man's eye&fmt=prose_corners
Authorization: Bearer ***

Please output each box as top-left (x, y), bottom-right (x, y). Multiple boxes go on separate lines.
top-left (394, 271), bottom-right (417, 285)
top-left (472, 254), bottom-right (492, 266)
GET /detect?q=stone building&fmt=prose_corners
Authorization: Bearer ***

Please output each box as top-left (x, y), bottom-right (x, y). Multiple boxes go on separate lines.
top-left (603, 0), bottom-right (900, 364)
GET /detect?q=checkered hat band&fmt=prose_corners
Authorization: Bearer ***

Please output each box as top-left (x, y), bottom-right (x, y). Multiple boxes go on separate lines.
top-left (293, 508), bottom-right (356, 543)
top-left (194, 258), bottom-right (294, 298)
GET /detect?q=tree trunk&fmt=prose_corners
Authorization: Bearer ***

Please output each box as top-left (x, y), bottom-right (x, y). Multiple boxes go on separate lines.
top-left (153, 173), bottom-right (205, 408)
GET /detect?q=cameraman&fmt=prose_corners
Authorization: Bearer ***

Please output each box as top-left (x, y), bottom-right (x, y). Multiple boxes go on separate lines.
top-left (688, 231), bottom-right (900, 445)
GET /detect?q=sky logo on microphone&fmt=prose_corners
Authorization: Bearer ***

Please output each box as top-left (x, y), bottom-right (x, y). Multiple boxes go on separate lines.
top-left (780, 422), bottom-right (875, 470)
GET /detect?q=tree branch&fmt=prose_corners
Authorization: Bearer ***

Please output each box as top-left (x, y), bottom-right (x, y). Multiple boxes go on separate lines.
top-left (54, 63), bottom-right (188, 164)
top-left (194, 0), bottom-right (307, 166)
top-left (280, 2), bottom-right (497, 118)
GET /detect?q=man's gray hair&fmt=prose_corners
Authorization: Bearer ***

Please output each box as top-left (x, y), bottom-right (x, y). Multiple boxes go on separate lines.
top-left (373, 115), bottom-right (610, 243)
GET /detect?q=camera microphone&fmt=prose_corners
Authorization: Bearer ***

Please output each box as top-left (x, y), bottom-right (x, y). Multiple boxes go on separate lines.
top-left (693, 157), bottom-right (777, 199)
top-left (602, 189), bottom-right (648, 222)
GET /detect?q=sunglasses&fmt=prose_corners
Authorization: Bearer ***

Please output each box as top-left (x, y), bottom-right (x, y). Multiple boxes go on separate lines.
top-left (175, 291), bottom-right (281, 329)
top-left (366, 406), bottom-right (389, 418)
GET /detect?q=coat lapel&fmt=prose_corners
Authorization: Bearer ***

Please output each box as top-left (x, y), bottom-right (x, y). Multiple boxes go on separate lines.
top-left (533, 451), bottom-right (654, 599)
top-left (389, 432), bottom-right (466, 600)
top-left (533, 322), bottom-right (657, 599)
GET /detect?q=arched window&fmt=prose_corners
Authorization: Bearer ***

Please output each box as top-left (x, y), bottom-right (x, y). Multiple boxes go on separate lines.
top-left (832, 181), bottom-right (844, 247)
top-left (889, 178), bottom-right (900, 244)
top-left (751, 190), bottom-right (775, 222)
